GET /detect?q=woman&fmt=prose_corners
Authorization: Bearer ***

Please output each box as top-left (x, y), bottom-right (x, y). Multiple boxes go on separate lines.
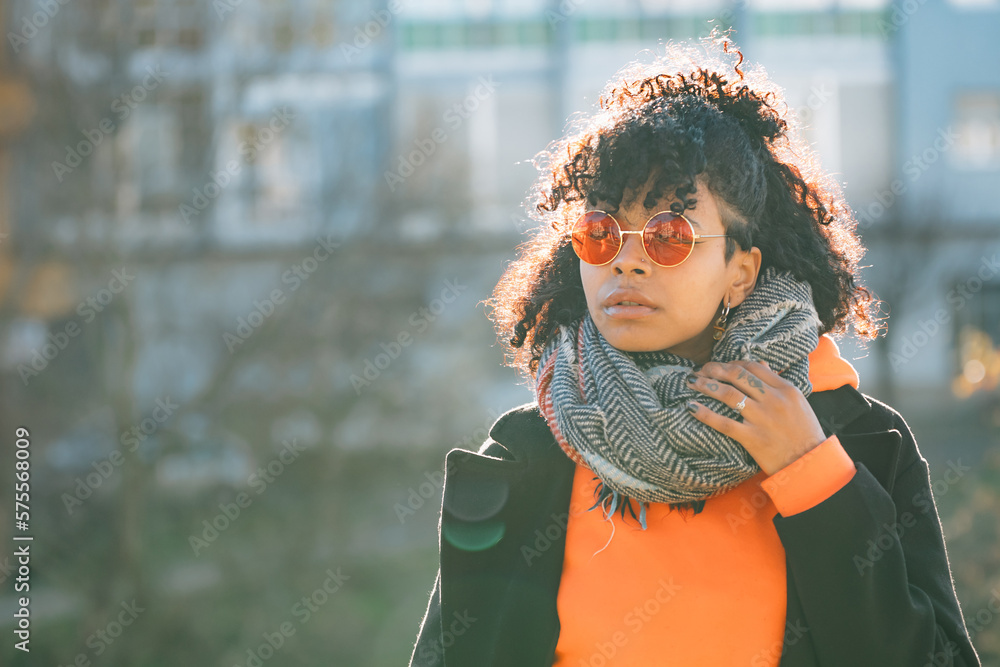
top-left (409, 36), bottom-right (981, 667)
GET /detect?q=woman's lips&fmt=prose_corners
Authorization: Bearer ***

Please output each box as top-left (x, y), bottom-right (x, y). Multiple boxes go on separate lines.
top-left (602, 290), bottom-right (657, 319)
top-left (603, 303), bottom-right (657, 318)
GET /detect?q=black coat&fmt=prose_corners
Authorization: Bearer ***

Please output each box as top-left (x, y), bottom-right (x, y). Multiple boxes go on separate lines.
top-left (408, 384), bottom-right (982, 666)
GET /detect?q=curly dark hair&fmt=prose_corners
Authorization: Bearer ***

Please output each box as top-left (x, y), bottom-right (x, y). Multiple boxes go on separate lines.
top-left (486, 34), bottom-right (884, 384)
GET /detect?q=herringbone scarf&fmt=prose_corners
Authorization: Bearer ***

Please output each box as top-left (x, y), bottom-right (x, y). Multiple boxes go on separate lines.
top-left (535, 266), bottom-right (822, 530)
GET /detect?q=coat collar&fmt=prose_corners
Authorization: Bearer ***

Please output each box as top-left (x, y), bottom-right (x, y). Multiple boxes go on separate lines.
top-left (805, 384), bottom-right (903, 494)
top-left (485, 384), bottom-right (903, 494)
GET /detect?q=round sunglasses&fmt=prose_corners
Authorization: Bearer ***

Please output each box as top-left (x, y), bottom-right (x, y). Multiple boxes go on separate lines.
top-left (570, 210), bottom-right (730, 268)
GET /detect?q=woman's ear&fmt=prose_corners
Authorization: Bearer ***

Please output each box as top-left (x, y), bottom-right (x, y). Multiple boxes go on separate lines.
top-left (730, 246), bottom-right (762, 307)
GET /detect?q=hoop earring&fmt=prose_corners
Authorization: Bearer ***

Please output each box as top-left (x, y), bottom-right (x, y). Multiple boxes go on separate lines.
top-left (713, 297), bottom-right (731, 341)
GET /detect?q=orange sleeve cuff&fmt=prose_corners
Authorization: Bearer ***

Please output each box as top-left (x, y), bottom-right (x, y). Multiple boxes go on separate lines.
top-left (760, 434), bottom-right (857, 517)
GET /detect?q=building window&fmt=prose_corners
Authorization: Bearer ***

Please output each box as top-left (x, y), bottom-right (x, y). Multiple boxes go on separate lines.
top-left (124, 106), bottom-right (181, 212)
top-left (952, 92), bottom-right (1000, 170)
top-left (115, 89), bottom-right (207, 215)
top-left (230, 114), bottom-right (310, 222)
top-left (171, 89), bottom-right (210, 196)
top-left (130, 0), bottom-right (204, 51)
top-left (253, 132), bottom-right (304, 217)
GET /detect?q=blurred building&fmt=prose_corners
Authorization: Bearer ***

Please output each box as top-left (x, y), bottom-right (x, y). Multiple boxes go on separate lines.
top-left (885, 0), bottom-right (1000, 406)
top-left (394, 0), bottom-right (897, 234)
top-left (0, 0), bottom-right (399, 488)
top-left (390, 0), bottom-right (1000, 418)
top-left (2, 0), bottom-right (998, 448)
top-left (7, 0), bottom-right (392, 250)
top-left (0, 11), bottom-right (37, 316)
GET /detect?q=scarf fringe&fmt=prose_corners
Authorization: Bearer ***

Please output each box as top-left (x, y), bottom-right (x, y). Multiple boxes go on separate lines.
top-left (588, 477), bottom-right (706, 531)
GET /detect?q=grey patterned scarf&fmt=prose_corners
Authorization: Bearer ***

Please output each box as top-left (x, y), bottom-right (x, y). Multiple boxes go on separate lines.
top-left (534, 266), bottom-right (822, 529)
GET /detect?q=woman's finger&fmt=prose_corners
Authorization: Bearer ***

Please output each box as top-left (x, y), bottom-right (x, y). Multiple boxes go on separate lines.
top-left (733, 359), bottom-right (786, 386)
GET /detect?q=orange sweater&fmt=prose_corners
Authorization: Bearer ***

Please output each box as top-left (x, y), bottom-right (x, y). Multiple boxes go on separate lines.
top-left (551, 334), bottom-right (860, 667)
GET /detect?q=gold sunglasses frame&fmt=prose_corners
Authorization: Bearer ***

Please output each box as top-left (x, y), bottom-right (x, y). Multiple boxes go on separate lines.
top-left (569, 210), bottom-right (730, 268)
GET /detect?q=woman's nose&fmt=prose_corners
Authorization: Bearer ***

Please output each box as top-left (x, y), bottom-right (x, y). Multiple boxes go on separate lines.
top-left (612, 232), bottom-right (648, 273)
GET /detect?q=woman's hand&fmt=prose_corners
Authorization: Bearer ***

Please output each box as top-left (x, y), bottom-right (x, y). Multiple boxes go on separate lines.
top-left (685, 360), bottom-right (828, 476)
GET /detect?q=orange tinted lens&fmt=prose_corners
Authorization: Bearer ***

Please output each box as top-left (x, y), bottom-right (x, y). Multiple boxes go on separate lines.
top-left (644, 213), bottom-right (694, 266)
top-left (572, 211), bottom-right (621, 265)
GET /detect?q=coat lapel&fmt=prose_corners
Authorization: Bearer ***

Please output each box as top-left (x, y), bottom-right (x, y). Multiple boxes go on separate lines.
top-left (806, 384), bottom-right (903, 494)
top-left (439, 404), bottom-right (576, 666)
top-left (778, 385), bottom-right (905, 666)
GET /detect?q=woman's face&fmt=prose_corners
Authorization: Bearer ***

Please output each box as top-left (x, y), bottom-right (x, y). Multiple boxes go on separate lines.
top-left (578, 178), bottom-right (762, 364)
